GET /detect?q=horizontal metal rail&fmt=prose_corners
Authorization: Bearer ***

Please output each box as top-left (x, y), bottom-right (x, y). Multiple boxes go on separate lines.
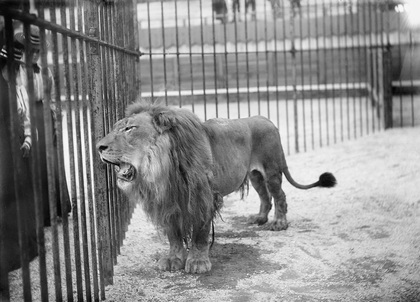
top-left (141, 82), bottom-right (369, 97)
top-left (0, 6), bottom-right (143, 57)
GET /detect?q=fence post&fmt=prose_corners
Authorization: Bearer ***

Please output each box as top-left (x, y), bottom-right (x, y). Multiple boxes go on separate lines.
top-left (85, 0), bottom-right (114, 296)
top-left (290, 1), bottom-right (299, 153)
top-left (216, 55), bottom-right (226, 88)
top-left (382, 45), bottom-right (393, 129)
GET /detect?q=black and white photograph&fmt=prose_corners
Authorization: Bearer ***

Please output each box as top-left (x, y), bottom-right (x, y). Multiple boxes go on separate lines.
top-left (0, 0), bottom-right (419, 301)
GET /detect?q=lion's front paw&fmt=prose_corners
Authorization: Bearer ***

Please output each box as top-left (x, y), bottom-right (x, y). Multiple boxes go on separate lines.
top-left (185, 257), bottom-right (212, 274)
top-left (248, 214), bottom-right (268, 225)
top-left (158, 256), bottom-right (185, 271)
top-left (264, 218), bottom-right (288, 231)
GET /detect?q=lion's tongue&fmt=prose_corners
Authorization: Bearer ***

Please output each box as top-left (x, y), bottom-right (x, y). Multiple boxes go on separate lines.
top-left (116, 163), bottom-right (135, 181)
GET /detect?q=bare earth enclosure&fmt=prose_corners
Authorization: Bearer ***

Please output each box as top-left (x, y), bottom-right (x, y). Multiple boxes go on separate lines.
top-left (104, 126), bottom-right (420, 302)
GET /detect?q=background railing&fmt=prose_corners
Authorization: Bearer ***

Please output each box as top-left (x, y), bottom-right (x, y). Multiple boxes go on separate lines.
top-left (138, 0), bottom-right (419, 154)
top-left (0, 0), bottom-right (139, 301)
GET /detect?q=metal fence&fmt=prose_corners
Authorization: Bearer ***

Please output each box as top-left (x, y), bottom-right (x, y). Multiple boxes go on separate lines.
top-left (0, 0), bottom-right (139, 301)
top-left (138, 0), bottom-right (419, 155)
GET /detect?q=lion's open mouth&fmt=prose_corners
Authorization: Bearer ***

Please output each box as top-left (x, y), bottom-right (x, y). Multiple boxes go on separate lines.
top-left (100, 156), bottom-right (136, 182)
top-left (114, 163), bottom-right (136, 182)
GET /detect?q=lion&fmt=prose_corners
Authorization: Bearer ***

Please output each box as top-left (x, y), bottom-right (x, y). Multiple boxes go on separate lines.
top-left (96, 103), bottom-right (336, 274)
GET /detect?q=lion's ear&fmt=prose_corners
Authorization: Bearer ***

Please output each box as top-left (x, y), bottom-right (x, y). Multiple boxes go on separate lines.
top-left (152, 111), bottom-right (176, 133)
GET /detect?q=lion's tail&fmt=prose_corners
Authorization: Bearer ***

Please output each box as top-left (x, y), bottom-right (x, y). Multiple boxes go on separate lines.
top-left (282, 168), bottom-right (336, 190)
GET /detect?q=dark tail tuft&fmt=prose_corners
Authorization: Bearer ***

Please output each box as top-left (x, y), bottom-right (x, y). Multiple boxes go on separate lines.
top-left (319, 172), bottom-right (337, 188)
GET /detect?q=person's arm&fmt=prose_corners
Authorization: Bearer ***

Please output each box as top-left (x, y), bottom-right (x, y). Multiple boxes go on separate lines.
top-left (17, 85), bottom-right (32, 157)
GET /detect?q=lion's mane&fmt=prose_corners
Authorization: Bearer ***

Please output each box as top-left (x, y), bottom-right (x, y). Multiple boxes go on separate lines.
top-left (125, 103), bottom-right (219, 239)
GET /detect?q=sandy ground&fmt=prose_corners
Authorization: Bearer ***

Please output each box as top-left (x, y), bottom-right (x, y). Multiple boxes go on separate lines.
top-left (104, 126), bottom-right (420, 302)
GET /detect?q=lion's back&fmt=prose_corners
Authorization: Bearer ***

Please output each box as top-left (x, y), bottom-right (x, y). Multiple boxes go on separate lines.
top-left (203, 116), bottom-right (285, 195)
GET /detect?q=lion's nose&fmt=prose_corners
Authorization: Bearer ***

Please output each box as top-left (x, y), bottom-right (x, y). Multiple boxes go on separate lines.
top-left (97, 143), bottom-right (108, 153)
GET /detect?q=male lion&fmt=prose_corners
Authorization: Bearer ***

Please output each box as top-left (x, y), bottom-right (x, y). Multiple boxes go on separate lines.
top-left (96, 103), bottom-right (336, 274)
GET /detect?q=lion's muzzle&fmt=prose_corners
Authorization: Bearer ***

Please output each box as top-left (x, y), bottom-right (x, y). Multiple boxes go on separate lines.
top-left (96, 140), bottom-right (136, 182)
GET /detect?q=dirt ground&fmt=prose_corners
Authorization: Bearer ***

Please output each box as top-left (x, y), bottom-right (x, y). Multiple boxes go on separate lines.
top-left (104, 126), bottom-right (420, 302)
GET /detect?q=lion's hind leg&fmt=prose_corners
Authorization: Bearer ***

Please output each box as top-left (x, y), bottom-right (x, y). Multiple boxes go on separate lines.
top-left (248, 170), bottom-right (272, 226)
top-left (158, 229), bottom-right (188, 272)
top-left (264, 173), bottom-right (288, 231)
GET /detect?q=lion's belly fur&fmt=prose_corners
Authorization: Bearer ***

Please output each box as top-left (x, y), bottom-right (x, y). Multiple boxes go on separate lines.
top-left (204, 116), bottom-right (287, 197)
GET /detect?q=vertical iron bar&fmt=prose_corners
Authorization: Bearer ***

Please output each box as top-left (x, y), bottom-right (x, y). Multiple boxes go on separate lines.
top-left (315, 1), bottom-right (322, 148)
top-left (337, 0), bottom-right (343, 142)
top-left (223, 10), bottom-right (231, 118)
top-left (69, 0), bottom-right (92, 297)
top-left (383, 46), bottom-right (393, 130)
top-left (273, 1), bottom-right (280, 129)
top-left (264, 0), bottom-right (270, 119)
top-left (255, 7), bottom-right (261, 116)
top-left (350, 3), bottom-right (357, 138)
top-left (323, 0), bottom-right (329, 146)
top-left (22, 0), bottom-right (48, 300)
top-left (356, 0), bottom-right (363, 137)
top-left (35, 4), bottom-right (64, 300)
top-left (0, 96), bottom-right (10, 300)
top-left (117, 0), bottom-right (126, 250)
top-left (211, 2), bottom-right (219, 117)
top-left (104, 1), bottom-right (113, 261)
top-left (409, 31), bottom-right (414, 126)
top-left (4, 16), bottom-right (32, 302)
top-left (307, 1), bottom-right (314, 150)
top-left (50, 1), bottom-right (73, 300)
top-left (102, 2), bottom-right (117, 273)
top-left (365, 1), bottom-right (371, 134)
top-left (138, 46), bottom-right (143, 98)
top-left (299, 3), bottom-right (306, 152)
top-left (0, 200), bottom-right (9, 300)
top-left (118, 0), bottom-right (126, 245)
top-left (86, 0), bottom-right (112, 296)
top-left (329, 4), bottom-right (336, 144)
top-left (147, 1), bottom-right (154, 99)
top-left (234, 4), bottom-right (240, 118)
top-left (397, 6), bottom-right (403, 126)
top-left (187, 0), bottom-right (195, 112)
top-left (78, 0), bottom-right (100, 299)
top-left (290, 2), bottom-right (299, 153)
top-left (368, 1), bottom-right (374, 133)
top-left (120, 0), bottom-right (130, 236)
top-left (60, 4), bottom-right (84, 300)
top-left (39, 12), bottom-right (62, 302)
top-left (244, 1), bottom-right (251, 117)
top-left (378, 0), bottom-right (386, 129)
top-left (343, 1), bottom-right (350, 140)
top-left (107, 2), bottom-right (120, 265)
top-left (199, 0), bottom-right (207, 119)
top-left (111, 0), bottom-right (121, 261)
top-left (132, 0), bottom-right (140, 97)
top-left (372, 1), bottom-right (378, 132)
top-left (282, 2), bottom-right (290, 155)
top-left (174, 0), bottom-right (182, 107)
top-left (118, 1), bottom-right (126, 241)
top-left (104, 0), bottom-right (117, 269)
top-left (160, 1), bottom-right (168, 105)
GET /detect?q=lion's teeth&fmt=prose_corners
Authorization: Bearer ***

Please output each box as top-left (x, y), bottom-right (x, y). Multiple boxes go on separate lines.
top-left (114, 163), bottom-right (135, 182)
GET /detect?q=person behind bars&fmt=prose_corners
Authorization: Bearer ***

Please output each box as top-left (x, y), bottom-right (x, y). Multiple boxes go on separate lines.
top-left (0, 43), bottom-right (38, 272)
top-left (15, 26), bottom-right (71, 227)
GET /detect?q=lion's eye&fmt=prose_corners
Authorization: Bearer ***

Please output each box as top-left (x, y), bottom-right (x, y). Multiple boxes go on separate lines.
top-left (124, 126), bottom-right (136, 132)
